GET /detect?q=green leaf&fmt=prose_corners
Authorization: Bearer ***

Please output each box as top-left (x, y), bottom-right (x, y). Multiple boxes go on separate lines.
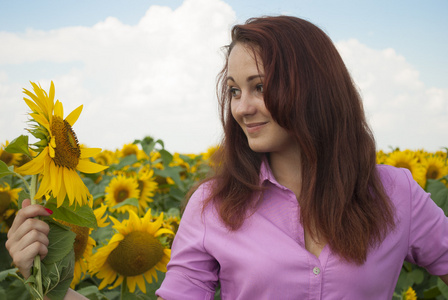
top-left (423, 285), bottom-right (441, 298)
top-left (112, 197), bottom-right (139, 209)
top-left (408, 268), bottom-right (424, 284)
top-left (438, 277), bottom-right (448, 298)
top-left (426, 179), bottom-right (448, 215)
top-left (4, 135), bottom-right (31, 157)
top-left (116, 154), bottom-right (138, 169)
top-left (0, 268), bottom-right (20, 282)
top-left (159, 149), bottom-right (173, 166)
top-left (45, 199), bottom-right (97, 228)
top-left (76, 286), bottom-right (108, 300)
top-left (42, 249), bottom-right (75, 300)
top-left (42, 220), bottom-right (76, 265)
top-left (0, 160), bottom-right (14, 179)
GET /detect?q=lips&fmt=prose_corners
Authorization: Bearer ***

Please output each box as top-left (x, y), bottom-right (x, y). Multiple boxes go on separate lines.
top-left (245, 122), bottom-right (268, 133)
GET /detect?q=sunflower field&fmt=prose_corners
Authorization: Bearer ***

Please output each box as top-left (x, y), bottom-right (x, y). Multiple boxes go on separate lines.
top-left (0, 84), bottom-right (448, 300)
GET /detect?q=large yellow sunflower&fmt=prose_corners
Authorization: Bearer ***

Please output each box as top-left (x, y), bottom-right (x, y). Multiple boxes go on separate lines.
top-left (384, 150), bottom-right (426, 187)
top-left (88, 209), bottom-right (173, 293)
top-left (104, 175), bottom-right (140, 213)
top-left (15, 81), bottom-right (108, 207)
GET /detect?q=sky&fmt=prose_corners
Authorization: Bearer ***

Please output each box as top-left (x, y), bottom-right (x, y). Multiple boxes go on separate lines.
top-left (0, 0), bottom-right (447, 154)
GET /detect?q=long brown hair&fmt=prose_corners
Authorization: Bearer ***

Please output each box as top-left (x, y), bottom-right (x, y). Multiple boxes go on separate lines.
top-left (199, 15), bottom-right (395, 264)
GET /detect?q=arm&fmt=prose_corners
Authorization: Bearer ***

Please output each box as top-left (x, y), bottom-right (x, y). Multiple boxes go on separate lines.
top-left (6, 199), bottom-right (87, 300)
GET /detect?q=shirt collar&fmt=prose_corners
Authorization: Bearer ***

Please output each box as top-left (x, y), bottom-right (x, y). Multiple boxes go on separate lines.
top-left (259, 155), bottom-right (290, 191)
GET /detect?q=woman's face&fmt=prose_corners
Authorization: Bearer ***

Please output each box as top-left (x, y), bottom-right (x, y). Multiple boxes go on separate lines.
top-left (228, 43), bottom-right (295, 154)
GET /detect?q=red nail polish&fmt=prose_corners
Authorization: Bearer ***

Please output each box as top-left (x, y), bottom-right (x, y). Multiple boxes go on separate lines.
top-left (45, 208), bottom-right (53, 215)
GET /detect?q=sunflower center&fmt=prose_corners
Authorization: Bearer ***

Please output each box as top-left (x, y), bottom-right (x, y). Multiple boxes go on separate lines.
top-left (0, 191), bottom-right (11, 215)
top-left (50, 116), bottom-right (80, 169)
top-left (426, 165), bottom-right (440, 179)
top-left (115, 189), bottom-right (129, 203)
top-left (0, 151), bottom-right (13, 165)
top-left (107, 231), bottom-right (164, 277)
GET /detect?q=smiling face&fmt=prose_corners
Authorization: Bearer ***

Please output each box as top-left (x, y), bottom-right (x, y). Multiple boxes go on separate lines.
top-left (228, 43), bottom-right (295, 154)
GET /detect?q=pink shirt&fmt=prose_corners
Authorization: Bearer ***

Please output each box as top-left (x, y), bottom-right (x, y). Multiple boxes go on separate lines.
top-left (156, 162), bottom-right (448, 299)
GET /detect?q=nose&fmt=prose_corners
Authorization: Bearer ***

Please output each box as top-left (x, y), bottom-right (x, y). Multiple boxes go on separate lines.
top-left (233, 91), bottom-right (257, 117)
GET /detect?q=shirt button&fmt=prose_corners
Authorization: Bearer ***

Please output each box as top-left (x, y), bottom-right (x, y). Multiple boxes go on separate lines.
top-left (313, 267), bottom-right (321, 275)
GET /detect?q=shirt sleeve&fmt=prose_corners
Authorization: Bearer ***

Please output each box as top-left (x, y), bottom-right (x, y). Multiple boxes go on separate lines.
top-left (156, 184), bottom-right (219, 300)
top-left (404, 168), bottom-right (448, 276)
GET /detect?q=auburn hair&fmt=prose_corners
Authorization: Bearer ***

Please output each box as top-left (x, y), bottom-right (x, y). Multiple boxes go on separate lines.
top-left (196, 15), bottom-right (395, 264)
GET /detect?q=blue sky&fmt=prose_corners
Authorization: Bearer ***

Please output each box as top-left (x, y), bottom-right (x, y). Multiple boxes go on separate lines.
top-left (0, 0), bottom-right (447, 153)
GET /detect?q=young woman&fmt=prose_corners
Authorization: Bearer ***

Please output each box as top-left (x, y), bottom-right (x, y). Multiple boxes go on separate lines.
top-left (155, 16), bottom-right (448, 299)
top-left (6, 15), bottom-right (448, 300)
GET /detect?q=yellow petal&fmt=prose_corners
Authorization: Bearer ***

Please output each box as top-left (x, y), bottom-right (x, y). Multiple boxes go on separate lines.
top-left (30, 113), bottom-right (50, 131)
top-left (127, 276), bottom-right (137, 293)
top-left (23, 98), bottom-right (42, 114)
top-left (49, 81), bottom-right (55, 102)
top-left (49, 144), bottom-right (55, 158)
top-left (65, 105), bottom-right (83, 127)
top-left (76, 159), bottom-right (108, 173)
top-left (63, 168), bottom-right (77, 206)
top-left (109, 275), bottom-right (123, 290)
top-left (135, 275), bottom-right (146, 294)
top-left (16, 147), bottom-right (48, 175)
top-left (80, 147), bottom-right (102, 159)
top-left (54, 100), bottom-right (63, 118)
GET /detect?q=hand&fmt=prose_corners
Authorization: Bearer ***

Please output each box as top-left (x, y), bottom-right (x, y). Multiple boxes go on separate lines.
top-left (5, 199), bottom-right (53, 279)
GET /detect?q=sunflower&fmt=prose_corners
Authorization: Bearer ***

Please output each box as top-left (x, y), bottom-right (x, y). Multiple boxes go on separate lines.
top-left (119, 143), bottom-right (148, 161)
top-left (0, 183), bottom-right (21, 217)
top-left (136, 167), bottom-right (158, 213)
top-left (94, 149), bottom-right (117, 167)
top-left (403, 286), bottom-right (417, 300)
top-left (94, 202), bottom-right (111, 228)
top-left (0, 183), bottom-right (21, 232)
top-left (56, 219), bottom-right (96, 288)
top-left (423, 155), bottom-right (448, 180)
top-left (0, 141), bottom-right (22, 166)
top-left (105, 175), bottom-right (140, 213)
top-left (88, 209), bottom-right (173, 293)
top-left (15, 81), bottom-right (108, 207)
top-left (384, 150), bottom-right (426, 187)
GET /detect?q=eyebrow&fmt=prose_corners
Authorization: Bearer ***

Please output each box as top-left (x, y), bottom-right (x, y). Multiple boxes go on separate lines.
top-left (226, 74), bottom-right (264, 83)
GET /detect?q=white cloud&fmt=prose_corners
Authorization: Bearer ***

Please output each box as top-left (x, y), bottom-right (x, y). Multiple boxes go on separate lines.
top-left (0, 0), bottom-right (235, 153)
top-left (336, 39), bottom-right (448, 151)
top-left (1, 2), bottom-right (446, 154)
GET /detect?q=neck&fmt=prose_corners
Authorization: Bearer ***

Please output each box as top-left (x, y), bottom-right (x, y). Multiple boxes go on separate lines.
top-left (268, 147), bottom-right (302, 198)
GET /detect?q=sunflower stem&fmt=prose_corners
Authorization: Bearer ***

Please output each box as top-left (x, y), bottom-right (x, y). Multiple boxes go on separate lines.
top-left (120, 277), bottom-right (127, 300)
top-left (30, 174), bottom-right (44, 300)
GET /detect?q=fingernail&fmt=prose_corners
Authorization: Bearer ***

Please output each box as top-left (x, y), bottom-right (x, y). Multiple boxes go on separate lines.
top-left (45, 208), bottom-right (53, 215)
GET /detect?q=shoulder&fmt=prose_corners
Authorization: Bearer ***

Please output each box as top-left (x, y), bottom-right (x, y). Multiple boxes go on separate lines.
top-left (182, 180), bottom-right (218, 222)
top-left (376, 164), bottom-right (414, 193)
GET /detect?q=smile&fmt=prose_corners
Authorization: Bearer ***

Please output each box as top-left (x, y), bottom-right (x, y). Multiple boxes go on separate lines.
top-left (245, 122), bottom-right (268, 133)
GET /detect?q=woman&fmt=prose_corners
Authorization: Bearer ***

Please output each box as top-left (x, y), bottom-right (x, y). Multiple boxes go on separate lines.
top-left (155, 16), bottom-right (448, 299)
top-left (6, 16), bottom-right (448, 300)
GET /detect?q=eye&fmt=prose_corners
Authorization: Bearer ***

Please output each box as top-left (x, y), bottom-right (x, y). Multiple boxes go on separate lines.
top-left (229, 87), bottom-right (241, 98)
top-left (256, 83), bottom-right (264, 94)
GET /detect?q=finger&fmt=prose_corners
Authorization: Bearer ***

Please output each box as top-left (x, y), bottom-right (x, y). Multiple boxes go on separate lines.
top-left (21, 198), bottom-right (31, 208)
top-left (8, 218), bottom-right (50, 245)
top-left (12, 241), bottom-right (49, 279)
top-left (8, 203), bottom-right (52, 237)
